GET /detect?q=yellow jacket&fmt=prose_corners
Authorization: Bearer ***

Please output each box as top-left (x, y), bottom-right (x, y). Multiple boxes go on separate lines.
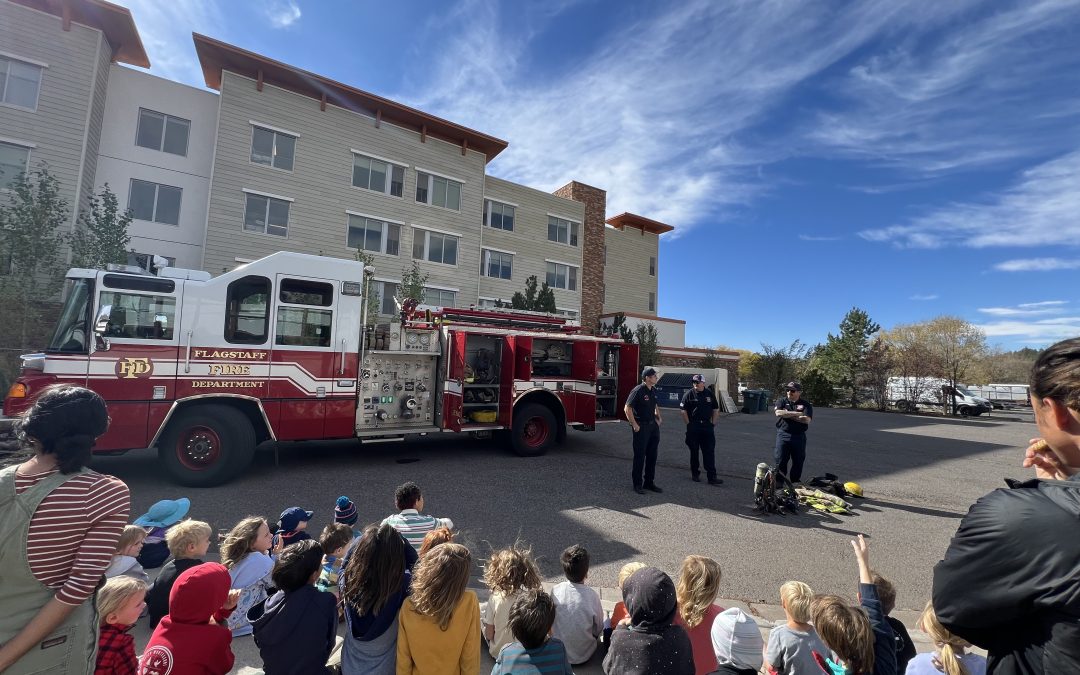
top-left (397, 590), bottom-right (481, 675)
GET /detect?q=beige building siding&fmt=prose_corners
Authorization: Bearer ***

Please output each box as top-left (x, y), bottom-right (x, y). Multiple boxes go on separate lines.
top-left (479, 175), bottom-right (584, 313)
top-left (203, 71), bottom-right (488, 308)
top-left (0, 1), bottom-right (103, 228)
top-left (77, 36), bottom-right (112, 222)
top-left (603, 226), bottom-right (660, 315)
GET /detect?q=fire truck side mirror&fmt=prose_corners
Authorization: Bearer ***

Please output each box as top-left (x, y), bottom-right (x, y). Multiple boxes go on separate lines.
top-left (95, 305), bottom-right (113, 335)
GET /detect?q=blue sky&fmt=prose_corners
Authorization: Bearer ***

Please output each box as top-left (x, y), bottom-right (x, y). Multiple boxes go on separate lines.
top-left (122, 0), bottom-right (1080, 351)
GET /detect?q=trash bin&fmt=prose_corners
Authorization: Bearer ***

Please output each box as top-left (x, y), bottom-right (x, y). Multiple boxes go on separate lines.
top-left (742, 390), bottom-right (759, 414)
top-left (758, 390), bottom-right (772, 412)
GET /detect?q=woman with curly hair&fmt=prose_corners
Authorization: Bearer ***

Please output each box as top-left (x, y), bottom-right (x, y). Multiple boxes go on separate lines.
top-left (674, 555), bottom-right (725, 675)
top-left (481, 543), bottom-right (542, 658)
top-left (0, 385), bottom-right (129, 674)
top-left (396, 542), bottom-right (479, 674)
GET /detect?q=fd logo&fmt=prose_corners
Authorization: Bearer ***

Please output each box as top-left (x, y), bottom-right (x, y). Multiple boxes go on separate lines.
top-left (116, 357), bottom-right (152, 379)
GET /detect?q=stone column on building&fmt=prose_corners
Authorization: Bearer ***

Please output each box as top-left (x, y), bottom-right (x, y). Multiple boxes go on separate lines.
top-left (553, 181), bottom-right (606, 334)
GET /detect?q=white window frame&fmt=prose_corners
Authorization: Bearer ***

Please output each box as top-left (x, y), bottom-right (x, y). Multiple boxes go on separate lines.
top-left (370, 278), bottom-right (401, 315)
top-left (421, 285), bottom-right (457, 308)
top-left (547, 215), bottom-right (580, 247)
top-left (135, 108), bottom-right (191, 156)
top-left (0, 139), bottom-right (32, 191)
top-left (483, 198), bottom-right (516, 231)
top-left (351, 150), bottom-right (408, 198)
top-left (128, 179), bottom-right (182, 226)
top-left (0, 54), bottom-right (45, 111)
top-left (346, 211), bottom-right (401, 256)
top-left (415, 170), bottom-right (463, 211)
top-left (481, 248), bottom-right (514, 280)
top-left (242, 189), bottom-right (291, 238)
top-left (249, 123), bottom-right (297, 171)
top-left (545, 260), bottom-right (579, 291)
top-left (411, 226), bottom-right (459, 266)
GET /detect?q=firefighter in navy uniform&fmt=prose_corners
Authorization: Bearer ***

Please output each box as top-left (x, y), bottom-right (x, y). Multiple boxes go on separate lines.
top-left (774, 381), bottom-right (813, 483)
top-left (680, 374), bottom-right (722, 484)
top-left (624, 367), bottom-right (663, 495)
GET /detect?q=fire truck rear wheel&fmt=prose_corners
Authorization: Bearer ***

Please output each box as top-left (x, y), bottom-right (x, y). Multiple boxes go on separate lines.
top-left (510, 403), bottom-right (556, 457)
top-left (158, 405), bottom-right (256, 487)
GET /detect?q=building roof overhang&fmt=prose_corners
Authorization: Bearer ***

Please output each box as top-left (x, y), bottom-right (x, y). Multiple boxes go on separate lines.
top-left (11, 0), bottom-right (149, 67)
top-left (192, 33), bottom-right (509, 163)
top-left (606, 212), bottom-right (675, 235)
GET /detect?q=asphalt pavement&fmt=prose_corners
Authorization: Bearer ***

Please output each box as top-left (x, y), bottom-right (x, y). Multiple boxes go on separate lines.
top-left (95, 405), bottom-right (1029, 673)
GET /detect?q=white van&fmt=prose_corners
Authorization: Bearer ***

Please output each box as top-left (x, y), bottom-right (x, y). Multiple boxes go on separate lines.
top-left (887, 377), bottom-right (992, 416)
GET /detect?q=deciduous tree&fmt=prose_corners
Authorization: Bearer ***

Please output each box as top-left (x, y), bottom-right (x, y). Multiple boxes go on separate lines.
top-left (69, 184), bottom-right (131, 269)
top-left (633, 322), bottom-right (660, 369)
top-left (925, 315), bottom-right (988, 414)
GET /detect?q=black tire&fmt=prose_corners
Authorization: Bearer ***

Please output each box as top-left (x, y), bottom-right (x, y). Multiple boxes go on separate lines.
top-left (158, 405), bottom-right (256, 487)
top-left (958, 406), bottom-right (971, 417)
top-left (895, 399), bottom-right (910, 411)
top-left (509, 403), bottom-right (556, 457)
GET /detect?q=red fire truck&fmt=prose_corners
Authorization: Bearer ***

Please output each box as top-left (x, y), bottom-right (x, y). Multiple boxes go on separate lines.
top-left (1, 252), bottom-right (639, 486)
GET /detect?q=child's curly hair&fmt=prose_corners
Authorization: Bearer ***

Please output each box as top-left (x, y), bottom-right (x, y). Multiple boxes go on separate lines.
top-left (676, 555), bottom-right (722, 628)
top-left (482, 542), bottom-right (542, 596)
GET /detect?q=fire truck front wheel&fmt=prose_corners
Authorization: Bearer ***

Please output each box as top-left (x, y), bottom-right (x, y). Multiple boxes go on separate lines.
top-left (158, 405), bottom-right (256, 487)
top-left (510, 403), bottom-right (557, 457)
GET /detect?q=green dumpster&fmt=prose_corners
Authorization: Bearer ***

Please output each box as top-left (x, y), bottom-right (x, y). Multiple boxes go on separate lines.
top-left (758, 390), bottom-right (772, 411)
top-left (742, 390), bottom-right (760, 414)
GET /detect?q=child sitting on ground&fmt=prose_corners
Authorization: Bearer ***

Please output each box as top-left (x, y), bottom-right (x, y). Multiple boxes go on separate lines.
top-left (482, 543), bottom-right (543, 659)
top-left (871, 572), bottom-right (916, 674)
top-left (604, 561), bottom-right (647, 646)
top-left (315, 522), bottom-right (354, 597)
top-left (603, 566), bottom-right (695, 675)
top-left (711, 607), bottom-right (764, 675)
top-left (674, 555), bottom-right (725, 675)
top-left (334, 495), bottom-right (360, 539)
top-left (106, 525), bottom-right (149, 583)
top-left (492, 588), bottom-right (574, 674)
top-left (276, 506), bottom-right (313, 547)
top-left (221, 516), bottom-right (275, 637)
top-left (397, 542), bottom-right (480, 674)
top-left (252, 540), bottom-right (339, 675)
top-left (764, 580), bottom-right (829, 675)
top-left (809, 536), bottom-right (895, 675)
top-left (418, 525), bottom-right (454, 557)
top-left (551, 544), bottom-right (604, 665)
top-left (134, 497), bottom-right (191, 569)
top-left (146, 519), bottom-right (212, 628)
top-left (382, 481), bottom-right (455, 553)
top-left (95, 576), bottom-right (147, 675)
top-left (139, 563), bottom-right (239, 675)
top-left (905, 602), bottom-right (986, 675)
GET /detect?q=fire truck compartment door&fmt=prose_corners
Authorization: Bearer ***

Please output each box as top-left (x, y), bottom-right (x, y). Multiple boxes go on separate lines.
top-left (443, 330), bottom-right (467, 432)
top-left (617, 343), bottom-right (641, 421)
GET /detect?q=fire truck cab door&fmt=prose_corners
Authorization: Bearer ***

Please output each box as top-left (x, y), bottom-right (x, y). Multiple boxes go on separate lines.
top-left (270, 275), bottom-right (340, 440)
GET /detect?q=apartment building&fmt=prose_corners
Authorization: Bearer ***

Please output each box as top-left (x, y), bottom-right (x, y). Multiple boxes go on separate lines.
top-left (0, 0), bottom-right (147, 228)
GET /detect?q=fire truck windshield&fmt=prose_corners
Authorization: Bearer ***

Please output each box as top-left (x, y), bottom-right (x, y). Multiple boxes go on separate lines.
top-left (46, 278), bottom-right (92, 353)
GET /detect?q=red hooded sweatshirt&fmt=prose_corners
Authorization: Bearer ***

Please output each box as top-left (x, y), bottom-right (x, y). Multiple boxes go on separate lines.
top-left (138, 563), bottom-right (235, 675)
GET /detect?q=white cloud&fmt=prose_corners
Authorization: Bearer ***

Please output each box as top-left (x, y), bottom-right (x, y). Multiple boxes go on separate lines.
top-left (1019, 300), bottom-right (1068, 308)
top-left (265, 0), bottom-right (301, 28)
top-left (978, 305), bottom-right (1066, 317)
top-left (976, 317), bottom-right (1080, 341)
top-left (859, 150), bottom-right (1080, 248)
top-left (994, 258), bottom-right (1080, 272)
top-left (909, 294), bottom-right (939, 301)
top-left (123, 0), bottom-right (223, 86)
top-left (798, 234), bottom-right (842, 242)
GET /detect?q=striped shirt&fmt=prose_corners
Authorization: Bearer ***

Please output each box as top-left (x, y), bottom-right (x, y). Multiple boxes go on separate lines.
top-left (492, 638), bottom-right (575, 674)
top-left (15, 468), bottom-right (131, 605)
top-left (380, 509), bottom-right (453, 552)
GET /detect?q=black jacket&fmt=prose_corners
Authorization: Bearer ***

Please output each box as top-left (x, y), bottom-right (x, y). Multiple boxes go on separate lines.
top-left (932, 475), bottom-right (1080, 675)
top-left (252, 585), bottom-right (338, 675)
top-left (146, 558), bottom-right (204, 628)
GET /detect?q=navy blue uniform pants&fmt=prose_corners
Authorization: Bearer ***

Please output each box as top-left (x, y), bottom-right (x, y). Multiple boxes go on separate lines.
top-left (632, 423), bottom-right (660, 488)
top-left (774, 432), bottom-right (806, 483)
top-left (685, 425), bottom-right (717, 480)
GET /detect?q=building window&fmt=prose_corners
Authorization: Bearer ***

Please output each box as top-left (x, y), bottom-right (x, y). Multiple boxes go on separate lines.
top-left (412, 229), bottom-right (458, 265)
top-left (546, 262), bottom-right (578, 291)
top-left (347, 214), bottom-right (400, 255)
top-left (0, 56), bottom-right (43, 110)
top-left (250, 126), bottom-right (296, 171)
top-left (649, 256), bottom-right (656, 276)
top-left (0, 141), bottom-right (30, 190)
top-left (481, 249), bottom-right (513, 280)
top-left (556, 308), bottom-right (579, 320)
top-left (422, 287), bottom-right (456, 308)
top-left (648, 292), bottom-right (656, 312)
top-left (483, 200), bottom-right (515, 231)
top-left (415, 171), bottom-right (461, 210)
top-left (243, 192), bottom-right (290, 237)
top-left (353, 153), bottom-right (405, 197)
top-left (548, 216), bottom-right (580, 246)
top-left (129, 179), bottom-right (182, 226)
top-left (136, 109), bottom-right (190, 156)
top-left (371, 280), bottom-right (398, 315)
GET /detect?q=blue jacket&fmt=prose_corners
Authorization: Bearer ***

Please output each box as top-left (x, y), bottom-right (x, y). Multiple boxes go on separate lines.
top-left (858, 583), bottom-right (896, 675)
top-left (252, 585), bottom-right (337, 675)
